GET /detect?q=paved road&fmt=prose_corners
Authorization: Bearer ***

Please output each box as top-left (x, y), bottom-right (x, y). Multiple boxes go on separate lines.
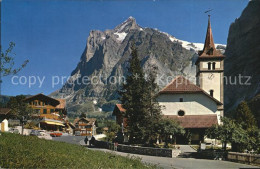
top-left (53, 136), bottom-right (259, 169)
top-left (91, 148), bottom-right (259, 169)
top-left (52, 135), bottom-right (85, 145)
top-left (179, 145), bottom-right (196, 153)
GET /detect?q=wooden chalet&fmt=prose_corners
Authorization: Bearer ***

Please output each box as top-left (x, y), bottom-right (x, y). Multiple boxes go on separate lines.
top-left (24, 93), bottom-right (67, 131)
top-left (73, 117), bottom-right (97, 136)
top-left (112, 104), bottom-right (127, 128)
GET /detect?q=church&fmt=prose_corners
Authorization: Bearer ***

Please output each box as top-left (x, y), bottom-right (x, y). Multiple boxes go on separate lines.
top-left (113, 16), bottom-right (225, 144)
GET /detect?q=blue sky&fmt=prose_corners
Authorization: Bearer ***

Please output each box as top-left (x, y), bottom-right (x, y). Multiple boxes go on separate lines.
top-left (1, 0), bottom-right (248, 96)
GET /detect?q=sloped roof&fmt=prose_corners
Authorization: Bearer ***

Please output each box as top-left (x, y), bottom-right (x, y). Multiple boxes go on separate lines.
top-left (24, 93), bottom-right (60, 106)
top-left (112, 104), bottom-right (126, 116)
top-left (164, 115), bottom-right (218, 128)
top-left (115, 104), bottom-right (126, 112)
top-left (159, 76), bottom-right (202, 93)
top-left (159, 76), bottom-right (222, 105)
top-left (74, 117), bottom-right (96, 125)
top-left (0, 108), bottom-right (11, 115)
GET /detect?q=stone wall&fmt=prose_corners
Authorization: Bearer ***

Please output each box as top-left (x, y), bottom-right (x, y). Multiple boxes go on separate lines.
top-left (94, 140), bottom-right (180, 158)
top-left (227, 152), bottom-right (260, 165)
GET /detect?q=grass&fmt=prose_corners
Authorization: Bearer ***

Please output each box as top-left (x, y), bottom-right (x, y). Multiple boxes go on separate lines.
top-left (0, 133), bottom-right (156, 169)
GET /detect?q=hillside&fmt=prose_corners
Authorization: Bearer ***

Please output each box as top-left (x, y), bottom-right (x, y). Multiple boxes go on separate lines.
top-left (0, 133), bottom-right (154, 168)
top-left (224, 0), bottom-right (260, 112)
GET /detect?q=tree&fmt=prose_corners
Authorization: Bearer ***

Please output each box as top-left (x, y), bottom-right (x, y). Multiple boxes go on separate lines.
top-left (79, 112), bottom-right (87, 118)
top-left (142, 66), bottom-right (162, 145)
top-left (235, 101), bottom-right (257, 130)
top-left (233, 101), bottom-right (259, 152)
top-left (158, 118), bottom-right (185, 148)
top-left (103, 120), bottom-right (120, 142)
top-left (7, 95), bottom-right (33, 121)
top-left (206, 117), bottom-right (248, 152)
top-left (119, 43), bottom-right (147, 144)
top-left (248, 94), bottom-right (260, 128)
top-left (0, 42), bottom-right (29, 96)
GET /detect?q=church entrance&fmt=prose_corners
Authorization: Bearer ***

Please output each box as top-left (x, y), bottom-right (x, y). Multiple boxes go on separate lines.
top-left (175, 128), bottom-right (206, 145)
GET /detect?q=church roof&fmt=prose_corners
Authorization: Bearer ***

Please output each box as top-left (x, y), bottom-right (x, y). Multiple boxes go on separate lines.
top-left (159, 76), bottom-right (222, 105)
top-left (164, 115), bottom-right (218, 128)
top-left (197, 16), bottom-right (224, 59)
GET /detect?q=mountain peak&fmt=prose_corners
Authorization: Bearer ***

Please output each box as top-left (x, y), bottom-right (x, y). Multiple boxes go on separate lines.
top-left (114, 16), bottom-right (140, 33)
top-left (127, 16), bottom-right (135, 21)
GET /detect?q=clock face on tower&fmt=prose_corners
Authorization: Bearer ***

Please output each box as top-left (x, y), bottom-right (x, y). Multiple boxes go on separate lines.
top-left (208, 73), bottom-right (214, 80)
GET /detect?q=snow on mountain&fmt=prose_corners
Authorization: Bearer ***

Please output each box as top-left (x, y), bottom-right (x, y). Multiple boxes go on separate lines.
top-left (159, 30), bottom-right (225, 52)
top-left (114, 32), bottom-right (127, 42)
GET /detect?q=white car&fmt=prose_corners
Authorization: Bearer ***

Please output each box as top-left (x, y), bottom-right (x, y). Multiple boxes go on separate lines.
top-left (38, 132), bottom-right (52, 140)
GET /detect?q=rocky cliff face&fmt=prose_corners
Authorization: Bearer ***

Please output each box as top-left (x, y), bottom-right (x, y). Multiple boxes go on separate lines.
top-left (224, 0), bottom-right (260, 111)
top-left (51, 17), bottom-right (225, 116)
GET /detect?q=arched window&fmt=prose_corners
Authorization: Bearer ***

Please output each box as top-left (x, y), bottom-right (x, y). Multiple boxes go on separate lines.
top-left (178, 110), bottom-right (185, 116)
top-left (212, 62), bottom-right (216, 70)
top-left (210, 90), bottom-right (214, 97)
top-left (208, 62), bottom-right (211, 70)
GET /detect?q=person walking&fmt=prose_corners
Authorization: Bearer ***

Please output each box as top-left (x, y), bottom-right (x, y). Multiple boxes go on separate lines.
top-left (90, 135), bottom-right (96, 146)
top-left (84, 136), bottom-right (88, 145)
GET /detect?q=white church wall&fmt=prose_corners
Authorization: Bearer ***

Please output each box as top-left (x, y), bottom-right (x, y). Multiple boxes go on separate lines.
top-left (201, 72), bottom-right (221, 102)
top-left (157, 93), bottom-right (219, 117)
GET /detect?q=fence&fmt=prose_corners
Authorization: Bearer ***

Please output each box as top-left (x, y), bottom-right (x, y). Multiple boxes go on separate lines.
top-left (93, 140), bottom-right (181, 158)
top-left (227, 152), bottom-right (260, 165)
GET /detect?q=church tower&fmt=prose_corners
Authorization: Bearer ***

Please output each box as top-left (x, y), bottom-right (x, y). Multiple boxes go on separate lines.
top-left (196, 16), bottom-right (225, 115)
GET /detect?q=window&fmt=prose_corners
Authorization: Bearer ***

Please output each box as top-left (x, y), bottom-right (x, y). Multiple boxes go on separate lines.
top-left (50, 109), bottom-right (54, 113)
top-left (210, 90), bottom-right (214, 97)
top-left (43, 109), bottom-right (47, 114)
top-left (208, 62), bottom-right (211, 70)
top-left (212, 62), bottom-right (216, 70)
top-left (42, 102), bottom-right (45, 106)
top-left (179, 98), bottom-right (183, 102)
top-left (178, 110), bottom-right (185, 116)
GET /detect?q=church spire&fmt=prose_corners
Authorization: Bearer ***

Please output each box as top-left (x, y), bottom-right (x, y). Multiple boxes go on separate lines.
top-left (199, 15), bottom-right (223, 57)
top-left (204, 15), bottom-right (215, 51)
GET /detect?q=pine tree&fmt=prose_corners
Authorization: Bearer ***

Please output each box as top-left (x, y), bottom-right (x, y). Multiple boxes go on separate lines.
top-left (235, 101), bottom-right (257, 130)
top-left (235, 101), bottom-right (259, 152)
top-left (119, 43), bottom-right (147, 144)
top-left (142, 65), bottom-right (162, 145)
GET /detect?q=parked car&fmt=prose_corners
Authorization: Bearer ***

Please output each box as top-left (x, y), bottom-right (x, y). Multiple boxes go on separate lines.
top-left (30, 130), bottom-right (41, 136)
top-left (38, 132), bottom-right (52, 140)
top-left (50, 132), bottom-right (62, 137)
